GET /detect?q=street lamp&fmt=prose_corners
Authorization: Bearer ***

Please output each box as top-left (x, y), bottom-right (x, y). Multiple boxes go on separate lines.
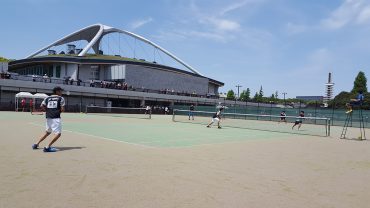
top-left (282, 92), bottom-right (287, 110)
top-left (236, 85), bottom-right (242, 100)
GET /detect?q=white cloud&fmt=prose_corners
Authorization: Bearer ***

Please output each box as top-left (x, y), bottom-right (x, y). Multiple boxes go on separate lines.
top-left (292, 48), bottom-right (333, 76)
top-left (320, 0), bottom-right (370, 29)
top-left (154, 0), bottom-right (271, 45)
top-left (187, 1), bottom-right (244, 33)
top-left (220, 0), bottom-right (249, 15)
top-left (308, 48), bottom-right (332, 64)
top-left (284, 22), bottom-right (308, 35)
top-left (154, 29), bottom-right (231, 43)
top-left (130, 17), bottom-right (153, 30)
top-left (220, 0), bottom-right (267, 15)
top-left (356, 5), bottom-right (370, 24)
top-left (205, 17), bottom-right (241, 31)
top-left (185, 30), bottom-right (228, 41)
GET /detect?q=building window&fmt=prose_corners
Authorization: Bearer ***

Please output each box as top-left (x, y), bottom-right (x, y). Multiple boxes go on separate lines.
top-left (56, 65), bottom-right (61, 78)
top-left (90, 66), bottom-right (100, 80)
top-left (48, 65), bottom-right (54, 77)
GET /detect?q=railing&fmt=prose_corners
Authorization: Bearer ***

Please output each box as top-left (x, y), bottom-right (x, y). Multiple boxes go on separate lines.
top-left (0, 73), bottom-right (219, 99)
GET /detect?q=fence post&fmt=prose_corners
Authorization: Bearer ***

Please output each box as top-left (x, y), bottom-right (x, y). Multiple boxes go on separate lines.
top-left (80, 93), bottom-right (83, 113)
top-left (331, 99), bottom-right (335, 126)
top-left (270, 101), bottom-right (273, 121)
top-left (66, 93), bottom-right (69, 112)
top-left (314, 101), bottom-right (318, 124)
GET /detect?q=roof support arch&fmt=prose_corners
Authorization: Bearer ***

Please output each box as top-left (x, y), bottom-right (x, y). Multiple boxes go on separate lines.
top-left (26, 24), bottom-right (203, 76)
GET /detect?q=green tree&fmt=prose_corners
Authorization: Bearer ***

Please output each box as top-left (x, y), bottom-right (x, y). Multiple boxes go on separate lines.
top-left (330, 91), bottom-right (352, 108)
top-left (253, 92), bottom-right (259, 101)
top-left (226, 90), bottom-right (235, 100)
top-left (332, 91), bottom-right (370, 110)
top-left (275, 91), bottom-right (279, 99)
top-left (258, 86), bottom-right (264, 98)
top-left (270, 94), bottom-right (275, 100)
top-left (239, 91), bottom-right (245, 101)
top-left (0, 57), bottom-right (10, 62)
top-left (351, 71), bottom-right (368, 93)
top-left (246, 88), bottom-right (251, 101)
top-left (239, 88), bottom-right (251, 101)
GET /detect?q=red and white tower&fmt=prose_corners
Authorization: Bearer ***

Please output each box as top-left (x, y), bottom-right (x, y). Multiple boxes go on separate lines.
top-left (323, 72), bottom-right (334, 106)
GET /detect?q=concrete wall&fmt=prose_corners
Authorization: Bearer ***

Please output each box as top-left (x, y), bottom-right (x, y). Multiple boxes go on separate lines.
top-left (76, 64), bottom-right (126, 82)
top-left (105, 65), bottom-right (125, 80)
top-left (125, 65), bottom-right (209, 94)
top-left (208, 83), bottom-right (218, 94)
top-left (69, 64), bottom-right (78, 80)
top-left (59, 63), bottom-right (78, 80)
top-left (79, 65), bottom-right (92, 81)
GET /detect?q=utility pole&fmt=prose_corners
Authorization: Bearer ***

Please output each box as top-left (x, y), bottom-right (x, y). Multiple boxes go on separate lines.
top-left (282, 92), bottom-right (287, 110)
top-left (236, 85), bottom-right (242, 100)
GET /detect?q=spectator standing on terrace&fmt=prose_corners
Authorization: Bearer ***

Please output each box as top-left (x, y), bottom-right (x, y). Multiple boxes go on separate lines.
top-left (64, 77), bottom-right (69, 85)
top-left (43, 74), bottom-right (49, 83)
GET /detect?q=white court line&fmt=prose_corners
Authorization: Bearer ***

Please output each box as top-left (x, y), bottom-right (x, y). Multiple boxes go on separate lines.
top-left (28, 122), bottom-right (156, 149)
top-left (28, 122), bottom-right (252, 149)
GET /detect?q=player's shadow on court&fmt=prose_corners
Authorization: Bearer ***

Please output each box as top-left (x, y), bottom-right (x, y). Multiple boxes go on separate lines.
top-left (56, 146), bottom-right (86, 151)
top-left (340, 137), bottom-right (367, 141)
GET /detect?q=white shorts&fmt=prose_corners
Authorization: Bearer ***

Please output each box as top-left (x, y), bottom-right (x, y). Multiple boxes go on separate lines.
top-left (46, 118), bottom-right (62, 134)
top-left (212, 117), bottom-right (220, 122)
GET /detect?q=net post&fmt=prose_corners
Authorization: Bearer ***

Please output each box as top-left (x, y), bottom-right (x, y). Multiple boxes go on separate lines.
top-left (149, 109), bottom-right (152, 119)
top-left (172, 109), bottom-right (176, 122)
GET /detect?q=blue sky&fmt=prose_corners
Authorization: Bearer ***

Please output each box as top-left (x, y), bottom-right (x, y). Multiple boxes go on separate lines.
top-left (1, 0), bottom-right (369, 98)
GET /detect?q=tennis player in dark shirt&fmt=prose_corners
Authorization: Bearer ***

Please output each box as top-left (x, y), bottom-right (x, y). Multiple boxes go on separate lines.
top-left (206, 107), bottom-right (224, 129)
top-left (292, 111), bottom-right (304, 130)
top-left (189, 104), bottom-right (195, 120)
top-left (279, 111), bottom-right (287, 123)
top-left (32, 86), bottom-right (65, 152)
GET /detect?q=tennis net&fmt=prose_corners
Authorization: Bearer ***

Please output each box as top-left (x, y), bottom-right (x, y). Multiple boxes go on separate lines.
top-left (85, 106), bottom-right (151, 119)
top-left (173, 109), bottom-right (331, 137)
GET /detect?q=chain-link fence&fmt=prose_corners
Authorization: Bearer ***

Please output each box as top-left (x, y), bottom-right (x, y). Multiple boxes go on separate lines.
top-left (174, 100), bottom-right (369, 128)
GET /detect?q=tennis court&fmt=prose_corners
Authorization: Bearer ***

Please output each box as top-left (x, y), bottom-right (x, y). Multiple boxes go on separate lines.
top-left (1, 111), bottom-right (370, 208)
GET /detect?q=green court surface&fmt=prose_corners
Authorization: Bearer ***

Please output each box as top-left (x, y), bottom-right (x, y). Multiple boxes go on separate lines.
top-left (1, 111), bottom-right (370, 208)
top-left (0, 111), bottom-right (346, 148)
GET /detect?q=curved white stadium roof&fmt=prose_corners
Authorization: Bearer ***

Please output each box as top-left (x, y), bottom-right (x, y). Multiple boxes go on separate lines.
top-left (27, 23), bottom-right (203, 76)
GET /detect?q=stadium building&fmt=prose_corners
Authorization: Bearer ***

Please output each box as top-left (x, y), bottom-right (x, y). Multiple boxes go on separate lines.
top-left (10, 24), bottom-right (223, 96)
top-left (1, 24), bottom-right (228, 110)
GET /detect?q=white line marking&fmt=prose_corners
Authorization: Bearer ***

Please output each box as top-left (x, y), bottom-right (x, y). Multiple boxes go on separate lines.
top-left (28, 122), bottom-right (156, 149)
